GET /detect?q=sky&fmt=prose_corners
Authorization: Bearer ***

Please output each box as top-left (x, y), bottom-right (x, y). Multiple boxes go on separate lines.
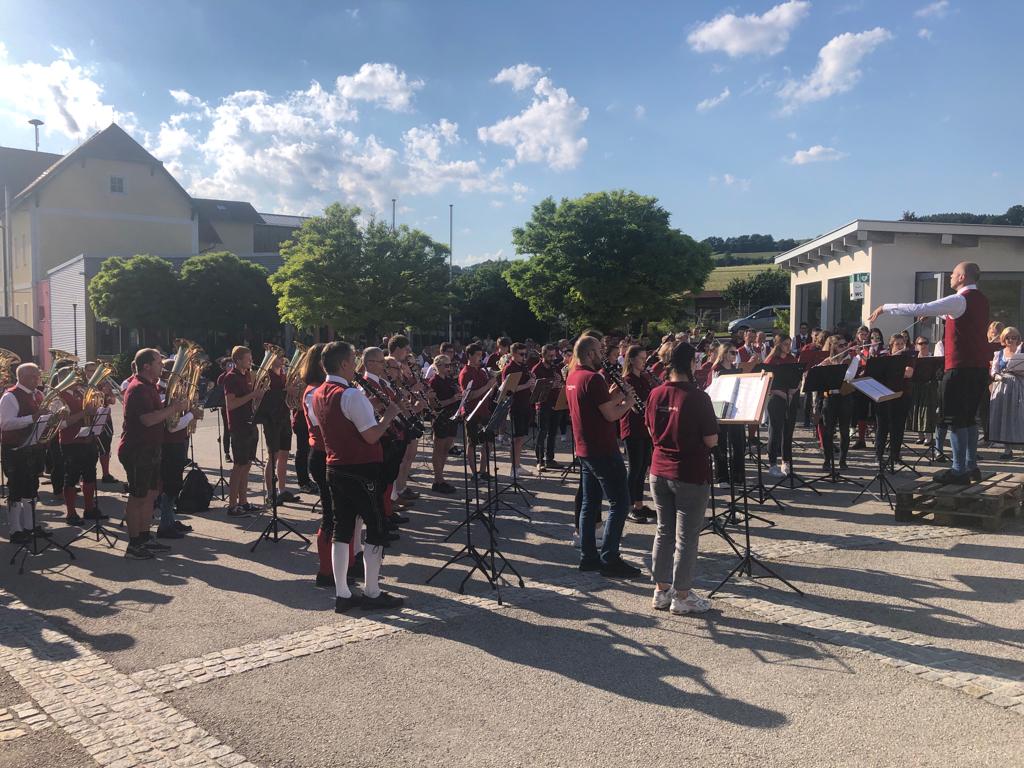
top-left (0, 0), bottom-right (1021, 266)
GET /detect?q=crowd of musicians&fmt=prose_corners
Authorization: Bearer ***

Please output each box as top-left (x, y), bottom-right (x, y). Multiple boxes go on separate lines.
top-left (1, 261), bottom-right (1017, 614)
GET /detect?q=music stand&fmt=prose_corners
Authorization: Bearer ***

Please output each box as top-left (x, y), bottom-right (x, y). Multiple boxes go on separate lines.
top-left (72, 409), bottom-right (120, 549)
top-left (762, 363), bottom-right (821, 497)
top-left (907, 356), bottom-right (945, 469)
top-left (10, 419), bottom-right (76, 573)
top-left (250, 419), bottom-right (310, 552)
top-left (801, 364), bottom-right (867, 492)
top-left (201, 385), bottom-right (229, 501)
top-left (478, 395), bottom-right (533, 521)
top-left (850, 357), bottom-right (908, 510)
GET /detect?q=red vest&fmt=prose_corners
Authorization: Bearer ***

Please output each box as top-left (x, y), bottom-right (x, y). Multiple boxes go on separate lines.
top-left (312, 380), bottom-right (382, 467)
top-left (59, 389), bottom-right (90, 445)
top-left (944, 289), bottom-right (990, 371)
top-left (303, 384), bottom-right (325, 452)
top-left (2, 386), bottom-right (42, 445)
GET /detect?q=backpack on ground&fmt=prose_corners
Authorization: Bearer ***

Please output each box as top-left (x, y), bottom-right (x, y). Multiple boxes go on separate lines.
top-left (177, 465), bottom-right (214, 513)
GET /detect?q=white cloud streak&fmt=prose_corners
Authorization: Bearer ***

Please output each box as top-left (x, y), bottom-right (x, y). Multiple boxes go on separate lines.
top-left (915, 1), bottom-right (949, 18)
top-left (787, 144), bottom-right (848, 164)
top-left (688, 1), bottom-right (811, 57)
top-left (696, 87), bottom-right (731, 113)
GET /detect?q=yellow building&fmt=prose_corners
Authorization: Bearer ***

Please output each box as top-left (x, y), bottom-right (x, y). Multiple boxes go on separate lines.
top-left (0, 123), bottom-right (304, 364)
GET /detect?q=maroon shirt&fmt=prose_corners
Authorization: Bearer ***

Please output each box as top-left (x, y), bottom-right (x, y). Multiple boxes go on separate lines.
top-left (430, 374), bottom-right (459, 404)
top-left (531, 361), bottom-right (561, 409)
top-left (119, 375), bottom-right (164, 453)
top-left (459, 365), bottom-right (491, 418)
top-left (645, 381), bottom-right (718, 485)
top-left (222, 367), bottom-right (254, 430)
top-left (59, 389), bottom-right (90, 445)
top-left (501, 360), bottom-right (533, 414)
top-left (619, 371), bottom-right (652, 439)
top-left (567, 367), bottom-right (618, 458)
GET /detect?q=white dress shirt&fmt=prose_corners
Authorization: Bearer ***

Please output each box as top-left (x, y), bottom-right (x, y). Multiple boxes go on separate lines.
top-left (0, 384), bottom-right (37, 431)
top-left (325, 374), bottom-right (377, 433)
top-left (303, 388), bottom-right (318, 428)
top-left (881, 284), bottom-right (977, 320)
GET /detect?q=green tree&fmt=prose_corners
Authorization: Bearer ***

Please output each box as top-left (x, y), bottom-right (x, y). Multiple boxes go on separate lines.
top-left (505, 190), bottom-right (713, 331)
top-left (179, 251), bottom-right (278, 348)
top-left (269, 204), bottom-right (449, 340)
top-left (722, 268), bottom-right (790, 316)
top-left (88, 254), bottom-right (182, 345)
top-left (452, 260), bottom-right (547, 340)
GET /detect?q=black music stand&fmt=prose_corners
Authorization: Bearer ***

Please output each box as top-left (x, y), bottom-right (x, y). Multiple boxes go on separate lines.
top-left (763, 363), bottom-right (821, 497)
top-left (707, 418), bottom-right (802, 598)
top-left (73, 410), bottom-right (120, 549)
top-left (250, 419), bottom-right (310, 552)
top-left (10, 421), bottom-right (76, 573)
top-left (479, 395), bottom-right (533, 520)
top-left (802, 364), bottom-right (867, 492)
top-left (202, 386), bottom-right (229, 501)
top-left (907, 356), bottom-right (945, 470)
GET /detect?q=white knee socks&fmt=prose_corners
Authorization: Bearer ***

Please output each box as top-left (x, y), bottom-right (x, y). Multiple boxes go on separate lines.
top-left (331, 541), bottom-right (351, 599)
top-left (363, 545), bottom-right (383, 598)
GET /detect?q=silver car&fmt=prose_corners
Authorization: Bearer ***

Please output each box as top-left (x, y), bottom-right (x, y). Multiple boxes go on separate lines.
top-left (727, 304), bottom-right (788, 333)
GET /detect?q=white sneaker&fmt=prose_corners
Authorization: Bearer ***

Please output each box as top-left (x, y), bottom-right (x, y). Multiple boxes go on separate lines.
top-left (768, 465), bottom-right (784, 479)
top-left (670, 590), bottom-right (711, 615)
top-left (781, 461), bottom-right (792, 476)
top-left (652, 587), bottom-right (674, 611)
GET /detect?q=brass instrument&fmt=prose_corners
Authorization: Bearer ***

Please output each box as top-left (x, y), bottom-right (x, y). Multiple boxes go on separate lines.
top-left (165, 339), bottom-right (203, 428)
top-left (252, 342), bottom-right (285, 410)
top-left (83, 363), bottom-right (117, 410)
top-left (284, 342), bottom-right (310, 410)
top-left (36, 366), bottom-right (80, 444)
top-left (0, 347), bottom-right (22, 389)
top-left (45, 348), bottom-right (78, 384)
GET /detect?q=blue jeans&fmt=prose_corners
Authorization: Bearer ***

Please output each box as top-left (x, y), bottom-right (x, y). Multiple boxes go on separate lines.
top-left (578, 453), bottom-right (630, 564)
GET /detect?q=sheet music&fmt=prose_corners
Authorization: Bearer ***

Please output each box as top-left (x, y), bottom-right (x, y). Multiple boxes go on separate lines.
top-left (844, 356), bottom-right (860, 383)
top-left (705, 373), bottom-right (769, 422)
top-left (77, 407), bottom-right (111, 438)
top-left (705, 376), bottom-right (739, 418)
top-left (734, 378), bottom-right (765, 420)
top-left (452, 384), bottom-right (473, 420)
top-left (851, 377), bottom-right (899, 403)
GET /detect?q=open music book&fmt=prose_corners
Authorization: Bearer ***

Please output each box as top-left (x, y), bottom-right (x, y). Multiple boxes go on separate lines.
top-left (704, 372), bottom-right (772, 424)
top-left (850, 377), bottom-right (901, 403)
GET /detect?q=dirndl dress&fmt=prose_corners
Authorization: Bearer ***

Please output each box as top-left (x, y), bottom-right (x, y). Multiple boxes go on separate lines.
top-left (989, 372), bottom-right (1024, 445)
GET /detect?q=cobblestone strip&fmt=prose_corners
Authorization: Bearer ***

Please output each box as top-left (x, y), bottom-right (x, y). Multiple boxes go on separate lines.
top-left (130, 578), bottom-right (582, 696)
top-left (719, 592), bottom-right (1024, 718)
top-left (0, 699), bottom-right (56, 742)
top-left (0, 593), bottom-right (260, 767)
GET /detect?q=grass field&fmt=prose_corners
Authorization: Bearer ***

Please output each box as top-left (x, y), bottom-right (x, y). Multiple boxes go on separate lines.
top-left (703, 262), bottom-right (778, 292)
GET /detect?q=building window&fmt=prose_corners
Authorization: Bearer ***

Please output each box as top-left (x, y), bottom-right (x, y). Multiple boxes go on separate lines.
top-left (110, 175), bottom-right (126, 194)
top-left (828, 275), bottom-right (864, 335)
top-left (796, 282), bottom-right (822, 328)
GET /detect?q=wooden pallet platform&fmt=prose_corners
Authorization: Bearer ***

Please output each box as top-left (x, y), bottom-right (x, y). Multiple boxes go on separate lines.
top-left (893, 472), bottom-right (1024, 531)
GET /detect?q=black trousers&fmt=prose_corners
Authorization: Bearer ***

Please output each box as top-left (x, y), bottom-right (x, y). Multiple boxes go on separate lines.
top-left (309, 449), bottom-right (333, 531)
top-left (767, 394), bottom-right (798, 464)
top-left (876, 396), bottom-right (912, 464)
top-left (534, 405), bottom-right (559, 463)
top-left (160, 441), bottom-right (189, 500)
top-left (624, 432), bottom-right (652, 504)
top-left (823, 394), bottom-right (853, 465)
top-left (292, 414), bottom-right (311, 486)
top-left (714, 425), bottom-right (745, 484)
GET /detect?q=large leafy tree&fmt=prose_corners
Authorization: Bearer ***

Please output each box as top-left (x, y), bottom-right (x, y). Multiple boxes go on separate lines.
top-left (722, 268), bottom-right (790, 315)
top-left (88, 254), bottom-right (182, 344)
top-left (453, 260), bottom-right (547, 340)
top-left (179, 251), bottom-right (278, 347)
top-left (269, 204), bottom-right (449, 340)
top-left (505, 190), bottom-right (713, 331)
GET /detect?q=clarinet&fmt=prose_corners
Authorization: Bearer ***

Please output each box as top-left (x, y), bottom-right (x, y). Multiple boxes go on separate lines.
top-left (602, 361), bottom-right (645, 415)
top-left (353, 373), bottom-right (423, 439)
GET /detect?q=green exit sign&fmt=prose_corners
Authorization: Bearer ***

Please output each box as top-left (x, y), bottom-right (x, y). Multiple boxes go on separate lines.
top-left (853, 273), bottom-right (870, 284)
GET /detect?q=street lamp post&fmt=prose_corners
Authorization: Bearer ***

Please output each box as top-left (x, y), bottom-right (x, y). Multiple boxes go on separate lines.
top-left (28, 119), bottom-right (44, 152)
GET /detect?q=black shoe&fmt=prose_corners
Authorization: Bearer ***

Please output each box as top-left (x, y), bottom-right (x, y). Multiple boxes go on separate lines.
top-left (390, 514), bottom-right (410, 525)
top-left (600, 556), bottom-right (643, 578)
top-left (83, 507), bottom-right (109, 521)
top-left (839, 458), bottom-right (849, 470)
top-left (478, 470), bottom-right (491, 480)
top-left (627, 510), bottom-right (649, 524)
top-left (359, 591), bottom-right (405, 611)
top-left (100, 474), bottom-right (118, 484)
top-left (156, 526), bottom-right (185, 539)
top-left (641, 505), bottom-right (657, 519)
top-left (335, 594), bottom-right (361, 613)
top-left (315, 573), bottom-right (335, 588)
top-left (174, 521), bottom-right (193, 532)
top-left (431, 481), bottom-right (456, 494)
top-left (141, 535), bottom-right (171, 552)
top-left (578, 557), bottom-right (602, 572)
top-left (10, 530), bottom-right (29, 545)
top-left (545, 460), bottom-right (563, 470)
top-left (853, 440), bottom-right (867, 450)
top-left (386, 531), bottom-right (401, 542)
top-left (969, 468), bottom-right (983, 483)
top-left (933, 468), bottom-right (970, 485)
top-left (65, 513), bottom-right (83, 526)
top-left (278, 490), bottom-right (300, 503)
top-left (125, 542), bottom-right (155, 560)
top-left (399, 489), bottom-right (420, 501)
top-left (822, 459), bottom-right (833, 471)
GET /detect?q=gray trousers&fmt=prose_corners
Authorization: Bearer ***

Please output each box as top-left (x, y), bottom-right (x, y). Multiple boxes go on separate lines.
top-left (650, 475), bottom-right (710, 593)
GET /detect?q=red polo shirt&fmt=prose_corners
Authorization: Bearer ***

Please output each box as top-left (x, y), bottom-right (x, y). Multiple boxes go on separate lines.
top-left (566, 366), bottom-right (618, 458)
top-left (119, 375), bottom-right (164, 453)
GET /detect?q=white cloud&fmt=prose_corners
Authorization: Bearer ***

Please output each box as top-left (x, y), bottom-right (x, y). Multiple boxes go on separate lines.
top-left (787, 144), bottom-right (848, 164)
top-left (710, 173), bottom-right (751, 191)
top-left (169, 89), bottom-right (204, 107)
top-left (696, 87), bottom-right (731, 113)
top-left (459, 249), bottom-right (506, 267)
top-left (492, 64), bottom-right (543, 92)
top-left (634, 104), bottom-right (646, 120)
top-left (489, 199), bottom-right (505, 209)
top-left (479, 73), bottom-right (588, 170)
top-left (335, 62), bottom-right (423, 112)
top-left (687, 1), bottom-right (811, 57)
top-left (0, 42), bottom-right (136, 141)
top-left (512, 181), bottom-right (529, 202)
top-left (917, 28), bottom-right (933, 39)
top-left (778, 27), bottom-right (892, 112)
top-left (786, 131), bottom-right (798, 140)
top-left (915, 1), bottom-right (949, 18)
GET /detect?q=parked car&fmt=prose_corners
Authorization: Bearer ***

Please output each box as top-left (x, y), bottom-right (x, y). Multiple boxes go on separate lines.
top-left (727, 304), bottom-right (788, 333)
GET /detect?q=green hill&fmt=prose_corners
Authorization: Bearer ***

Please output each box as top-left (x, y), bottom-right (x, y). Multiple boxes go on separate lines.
top-left (703, 263), bottom-right (778, 292)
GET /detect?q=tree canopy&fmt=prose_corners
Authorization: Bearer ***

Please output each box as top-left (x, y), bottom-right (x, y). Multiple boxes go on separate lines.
top-left (701, 233), bottom-right (801, 254)
top-left (269, 203), bottom-right (450, 340)
top-left (179, 251), bottom-right (278, 341)
top-left (901, 204), bottom-right (1024, 226)
top-left (722, 268), bottom-right (790, 316)
top-left (505, 190), bottom-right (713, 331)
top-left (452, 260), bottom-right (548, 341)
top-left (88, 254), bottom-right (182, 340)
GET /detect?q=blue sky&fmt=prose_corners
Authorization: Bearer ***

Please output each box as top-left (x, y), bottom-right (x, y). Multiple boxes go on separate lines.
top-left (0, 0), bottom-right (1021, 264)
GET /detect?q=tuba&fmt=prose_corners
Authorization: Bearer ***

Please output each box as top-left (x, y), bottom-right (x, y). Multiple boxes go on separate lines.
top-left (36, 366), bottom-right (80, 444)
top-left (252, 342), bottom-right (285, 411)
top-left (284, 342), bottom-right (309, 410)
top-left (0, 348), bottom-right (22, 389)
top-left (46, 348), bottom-right (79, 385)
top-left (165, 339), bottom-right (203, 428)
